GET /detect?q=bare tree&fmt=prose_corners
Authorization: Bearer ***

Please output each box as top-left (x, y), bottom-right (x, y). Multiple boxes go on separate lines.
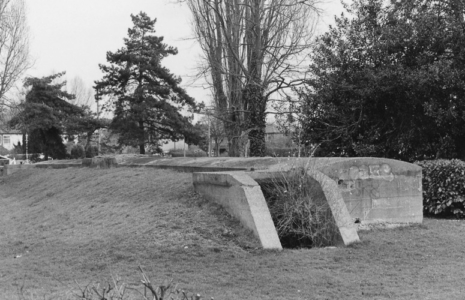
top-left (67, 76), bottom-right (94, 108)
top-left (200, 113), bottom-right (226, 156)
top-left (0, 0), bottom-right (30, 111)
top-left (186, 0), bottom-right (319, 156)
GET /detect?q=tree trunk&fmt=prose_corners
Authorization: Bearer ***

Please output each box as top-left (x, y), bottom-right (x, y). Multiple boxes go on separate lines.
top-left (139, 120), bottom-right (145, 154)
top-left (226, 121), bottom-right (247, 157)
top-left (40, 129), bottom-right (49, 161)
top-left (243, 83), bottom-right (266, 157)
top-left (85, 131), bottom-right (93, 150)
top-left (243, 1), bottom-right (266, 157)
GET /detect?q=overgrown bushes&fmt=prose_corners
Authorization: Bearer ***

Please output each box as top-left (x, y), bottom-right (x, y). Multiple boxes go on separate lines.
top-left (257, 168), bottom-right (339, 248)
top-left (71, 145), bottom-right (85, 159)
top-left (86, 145), bottom-right (99, 158)
top-left (416, 159), bottom-right (465, 218)
top-left (70, 145), bottom-right (99, 159)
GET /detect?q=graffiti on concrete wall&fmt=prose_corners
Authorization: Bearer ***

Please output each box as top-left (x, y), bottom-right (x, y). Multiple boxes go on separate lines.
top-left (325, 161), bottom-right (423, 222)
top-left (334, 163), bottom-right (421, 198)
top-left (336, 164), bottom-right (394, 183)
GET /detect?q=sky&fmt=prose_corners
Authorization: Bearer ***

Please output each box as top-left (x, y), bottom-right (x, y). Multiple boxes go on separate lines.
top-left (25, 0), bottom-right (347, 111)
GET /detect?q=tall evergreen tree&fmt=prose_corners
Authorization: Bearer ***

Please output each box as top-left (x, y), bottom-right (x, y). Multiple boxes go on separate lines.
top-left (95, 12), bottom-right (199, 154)
top-left (9, 72), bottom-right (84, 160)
top-left (300, 0), bottom-right (465, 161)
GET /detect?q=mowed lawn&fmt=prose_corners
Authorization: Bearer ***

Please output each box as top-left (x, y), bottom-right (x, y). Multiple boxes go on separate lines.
top-left (0, 167), bottom-right (464, 300)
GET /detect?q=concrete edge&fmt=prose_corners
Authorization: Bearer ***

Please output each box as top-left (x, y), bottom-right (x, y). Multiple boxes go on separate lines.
top-left (121, 164), bottom-right (249, 173)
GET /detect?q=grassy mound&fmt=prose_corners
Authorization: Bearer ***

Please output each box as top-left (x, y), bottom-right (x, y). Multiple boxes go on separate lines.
top-left (0, 168), bottom-right (258, 299)
top-left (1, 167), bottom-right (465, 299)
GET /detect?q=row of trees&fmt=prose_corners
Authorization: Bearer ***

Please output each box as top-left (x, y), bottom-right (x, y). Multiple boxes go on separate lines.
top-left (8, 0), bottom-right (465, 161)
top-left (7, 12), bottom-right (203, 159)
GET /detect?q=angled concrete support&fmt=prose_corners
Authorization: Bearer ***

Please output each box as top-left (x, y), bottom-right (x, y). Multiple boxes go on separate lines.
top-left (306, 170), bottom-right (360, 246)
top-left (193, 172), bottom-right (282, 250)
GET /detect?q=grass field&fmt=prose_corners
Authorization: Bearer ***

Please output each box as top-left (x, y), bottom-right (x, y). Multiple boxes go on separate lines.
top-left (1, 167), bottom-right (465, 300)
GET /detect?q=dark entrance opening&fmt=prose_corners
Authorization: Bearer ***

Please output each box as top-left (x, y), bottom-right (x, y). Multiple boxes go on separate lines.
top-left (255, 170), bottom-right (341, 249)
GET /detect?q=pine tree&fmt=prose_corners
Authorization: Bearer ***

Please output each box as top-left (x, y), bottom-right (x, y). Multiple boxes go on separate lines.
top-left (95, 12), bottom-right (199, 154)
top-left (10, 72), bottom-right (83, 160)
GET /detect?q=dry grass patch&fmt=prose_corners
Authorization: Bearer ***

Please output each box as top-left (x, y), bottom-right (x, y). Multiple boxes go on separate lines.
top-left (0, 168), bottom-right (465, 299)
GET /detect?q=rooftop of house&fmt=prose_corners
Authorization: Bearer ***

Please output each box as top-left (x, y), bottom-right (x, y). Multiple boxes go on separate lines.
top-left (0, 127), bottom-right (21, 134)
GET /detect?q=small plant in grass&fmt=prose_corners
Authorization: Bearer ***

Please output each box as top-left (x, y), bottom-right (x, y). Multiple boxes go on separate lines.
top-left (258, 167), bottom-right (340, 248)
top-left (416, 159), bottom-right (465, 218)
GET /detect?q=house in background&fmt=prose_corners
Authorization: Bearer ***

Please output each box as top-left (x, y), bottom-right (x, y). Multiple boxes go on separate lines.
top-left (191, 123), bottom-right (295, 156)
top-left (0, 128), bottom-right (22, 151)
top-left (265, 123), bottom-right (293, 148)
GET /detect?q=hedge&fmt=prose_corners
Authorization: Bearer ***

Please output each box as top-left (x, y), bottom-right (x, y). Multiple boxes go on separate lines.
top-left (416, 159), bottom-right (465, 218)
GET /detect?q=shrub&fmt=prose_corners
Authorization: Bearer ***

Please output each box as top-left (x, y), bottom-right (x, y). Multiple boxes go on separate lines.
top-left (169, 150), bottom-right (207, 157)
top-left (71, 145), bottom-right (85, 159)
top-left (85, 145), bottom-right (99, 158)
top-left (257, 167), bottom-right (340, 248)
top-left (0, 145), bottom-right (12, 156)
top-left (416, 159), bottom-right (465, 218)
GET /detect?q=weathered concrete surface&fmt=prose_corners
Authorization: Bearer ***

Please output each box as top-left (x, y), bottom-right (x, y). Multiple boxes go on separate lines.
top-left (306, 170), bottom-right (360, 246)
top-left (193, 172), bottom-right (282, 250)
top-left (318, 158), bottom-right (423, 224)
top-left (124, 156), bottom-right (336, 172)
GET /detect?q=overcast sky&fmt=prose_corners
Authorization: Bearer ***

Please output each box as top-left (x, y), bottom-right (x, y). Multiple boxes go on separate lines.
top-left (25, 0), bottom-right (346, 110)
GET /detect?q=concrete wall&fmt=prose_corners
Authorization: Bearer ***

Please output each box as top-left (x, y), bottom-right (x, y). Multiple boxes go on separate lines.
top-left (318, 158), bottom-right (423, 224)
top-left (193, 172), bottom-right (282, 250)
